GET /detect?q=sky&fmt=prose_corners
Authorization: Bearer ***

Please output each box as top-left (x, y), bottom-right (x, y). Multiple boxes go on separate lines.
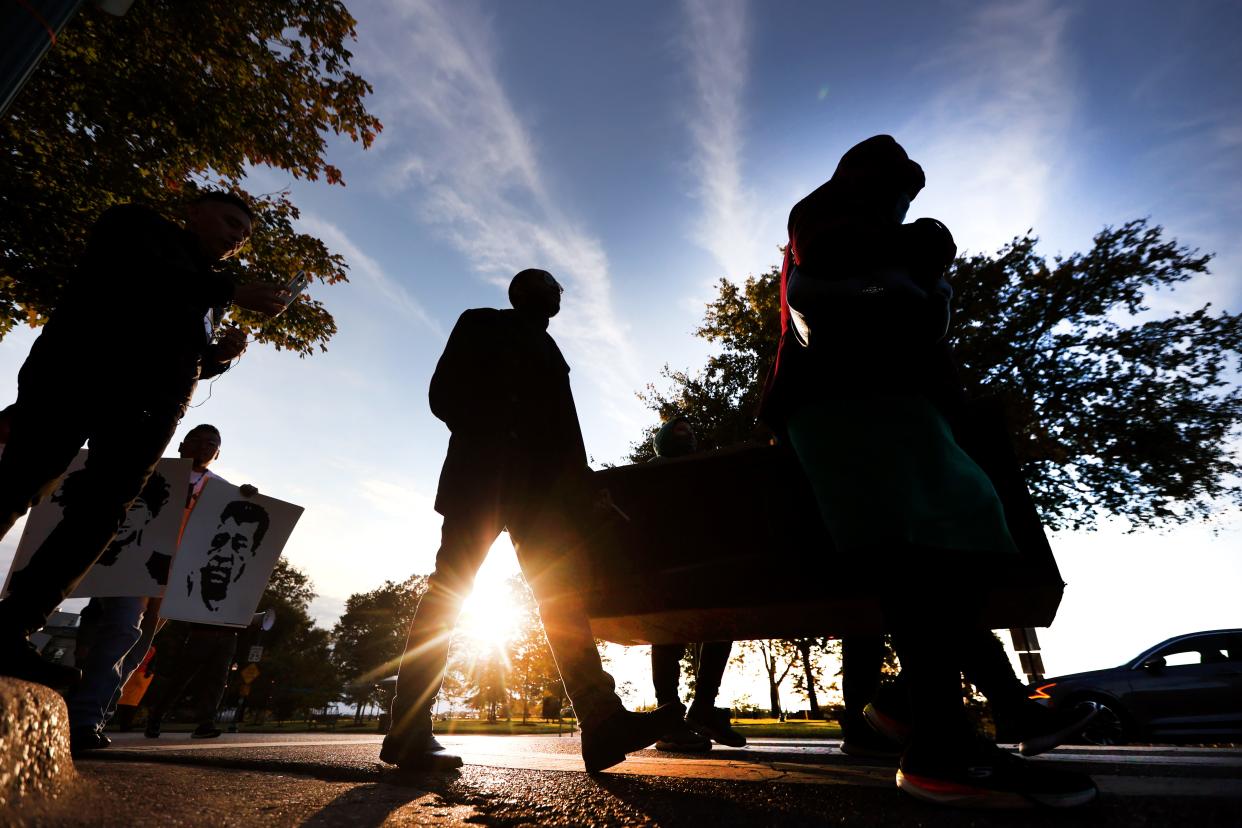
top-left (3, 0), bottom-right (1242, 711)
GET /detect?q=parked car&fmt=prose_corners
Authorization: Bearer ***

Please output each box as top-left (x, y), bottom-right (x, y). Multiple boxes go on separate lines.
top-left (1028, 629), bottom-right (1242, 745)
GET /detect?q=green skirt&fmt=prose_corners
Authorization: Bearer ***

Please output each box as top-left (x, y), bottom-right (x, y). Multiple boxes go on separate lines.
top-left (786, 395), bottom-right (1018, 556)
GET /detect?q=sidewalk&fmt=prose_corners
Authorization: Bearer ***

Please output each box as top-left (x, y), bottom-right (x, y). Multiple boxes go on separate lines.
top-left (15, 733), bottom-right (1242, 826)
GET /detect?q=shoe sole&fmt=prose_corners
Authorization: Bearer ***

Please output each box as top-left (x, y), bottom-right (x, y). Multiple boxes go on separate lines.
top-left (191, 733), bottom-right (222, 739)
top-left (897, 770), bottom-right (1098, 809)
top-left (583, 749), bottom-right (626, 774)
top-left (380, 750), bottom-right (464, 770)
top-left (1019, 704), bottom-right (1101, 757)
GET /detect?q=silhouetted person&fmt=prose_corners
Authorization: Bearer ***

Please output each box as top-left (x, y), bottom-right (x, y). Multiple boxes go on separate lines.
top-left (759, 135), bottom-right (1096, 808)
top-left (66, 423), bottom-right (232, 753)
top-left (646, 416), bottom-right (744, 753)
top-left (0, 192), bottom-right (288, 690)
top-left (142, 428), bottom-right (259, 742)
top-left (64, 469), bottom-right (170, 755)
top-left (382, 268), bottom-right (682, 772)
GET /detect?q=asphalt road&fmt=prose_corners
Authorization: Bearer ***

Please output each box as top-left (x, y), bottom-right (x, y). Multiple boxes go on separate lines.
top-left (14, 733), bottom-right (1242, 826)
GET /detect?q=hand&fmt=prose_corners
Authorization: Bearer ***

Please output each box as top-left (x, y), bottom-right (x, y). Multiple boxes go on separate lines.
top-left (213, 326), bottom-right (248, 361)
top-left (233, 283), bottom-right (291, 317)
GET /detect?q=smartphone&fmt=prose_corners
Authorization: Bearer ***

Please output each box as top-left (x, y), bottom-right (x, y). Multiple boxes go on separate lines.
top-left (282, 270), bottom-right (309, 307)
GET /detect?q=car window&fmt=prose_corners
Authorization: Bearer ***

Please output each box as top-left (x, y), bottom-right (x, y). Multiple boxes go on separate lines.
top-left (1162, 651), bottom-right (1201, 667)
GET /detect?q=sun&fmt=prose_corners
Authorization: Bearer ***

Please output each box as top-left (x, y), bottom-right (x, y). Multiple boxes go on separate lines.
top-left (457, 541), bottom-right (524, 650)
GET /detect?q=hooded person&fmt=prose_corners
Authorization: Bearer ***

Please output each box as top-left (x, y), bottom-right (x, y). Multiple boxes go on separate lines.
top-left (756, 135), bottom-right (1097, 809)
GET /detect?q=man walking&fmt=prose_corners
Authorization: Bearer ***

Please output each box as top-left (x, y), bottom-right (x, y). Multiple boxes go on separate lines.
top-left (0, 192), bottom-right (287, 689)
top-left (381, 269), bottom-right (681, 773)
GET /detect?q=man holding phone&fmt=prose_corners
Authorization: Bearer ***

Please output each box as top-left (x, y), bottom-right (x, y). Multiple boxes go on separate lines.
top-left (0, 191), bottom-right (288, 689)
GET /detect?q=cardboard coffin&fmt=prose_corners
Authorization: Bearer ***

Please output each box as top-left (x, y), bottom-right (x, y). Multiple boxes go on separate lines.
top-left (585, 402), bottom-right (1064, 645)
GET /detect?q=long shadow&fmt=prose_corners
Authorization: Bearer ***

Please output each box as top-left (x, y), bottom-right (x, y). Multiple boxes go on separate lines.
top-left (301, 781), bottom-right (455, 828)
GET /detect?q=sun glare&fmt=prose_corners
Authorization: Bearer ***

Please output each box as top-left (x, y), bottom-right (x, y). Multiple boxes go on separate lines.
top-left (457, 538), bottom-right (524, 650)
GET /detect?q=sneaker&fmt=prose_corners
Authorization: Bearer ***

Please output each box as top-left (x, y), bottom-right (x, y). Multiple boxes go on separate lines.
top-left (580, 703), bottom-right (686, 773)
top-left (70, 728), bottom-right (112, 755)
top-left (685, 705), bottom-right (747, 748)
top-left (0, 636), bottom-right (81, 691)
top-left (897, 742), bottom-right (1097, 809)
top-left (995, 701), bottom-right (1100, 757)
top-left (191, 722), bottom-right (223, 739)
top-left (655, 722), bottom-right (711, 753)
top-left (379, 729), bottom-right (463, 770)
top-left (144, 719), bottom-right (161, 739)
top-left (863, 701), bottom-right (912, 746)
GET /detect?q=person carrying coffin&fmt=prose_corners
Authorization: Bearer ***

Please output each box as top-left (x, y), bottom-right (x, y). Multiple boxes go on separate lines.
top-left (758, 135), bottom-right (1097, 808)
top-left (382, 269), bottom-right (683, 773)
top-left (0, 192), bottom-right (287, 690)
top-left (646, 416), bottom-right (745, 753)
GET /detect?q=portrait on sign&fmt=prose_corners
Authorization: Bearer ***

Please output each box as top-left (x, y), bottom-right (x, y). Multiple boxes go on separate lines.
top-left (161, 480), bottom-right (303, 627)
top-left (1, 452), bottom-right (191, 599)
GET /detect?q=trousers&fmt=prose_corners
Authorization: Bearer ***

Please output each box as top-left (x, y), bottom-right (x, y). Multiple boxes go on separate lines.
top-left (146, 622), bottom-right (238, 725)
top-left (0, 383), bottom-right (185, 635)
top-left (66, 597), bottom-right (148, 732)
top-left (651, 641), bottom-right (732, 709)
top-left (386, 492), bottom-right (622, 749)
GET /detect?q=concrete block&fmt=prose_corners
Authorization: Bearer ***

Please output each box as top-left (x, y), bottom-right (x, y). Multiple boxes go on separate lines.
top-left (0, 677), bottom-right (77, 808)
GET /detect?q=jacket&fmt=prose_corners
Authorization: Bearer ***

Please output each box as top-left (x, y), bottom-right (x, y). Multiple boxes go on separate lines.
top-left (429, 307), bottom-right (590, 515)
top-left (19, 205), bottom-right (237, 405)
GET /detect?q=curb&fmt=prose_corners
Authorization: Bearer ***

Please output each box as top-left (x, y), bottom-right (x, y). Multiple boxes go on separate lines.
top-left (0, 677), bottom-right (77, 808)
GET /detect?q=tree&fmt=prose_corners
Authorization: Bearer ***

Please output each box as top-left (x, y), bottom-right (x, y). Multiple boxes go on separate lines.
top-left (791, 637), bottom-right (833, 719)
top-left (330, 574), bottom-right (427, 723)
top-left (634, 221), bottom-right (1242, 531)
top-left (733, 639), bottom-right (799, 719)
top-left (629, 271), bottom-right (780, 463)
top-left (0, 0), bottom-right (382, 355)
top-left (231, 559), bottom-right (340, 723)
top-left (466, 643), bottom-right (508, 722)
top-left (504, 576), bottom-right (562, 723)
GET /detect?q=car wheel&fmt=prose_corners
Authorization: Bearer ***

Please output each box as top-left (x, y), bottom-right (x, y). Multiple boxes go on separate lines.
top-left (1079, 700), bottom-right (1128, 746)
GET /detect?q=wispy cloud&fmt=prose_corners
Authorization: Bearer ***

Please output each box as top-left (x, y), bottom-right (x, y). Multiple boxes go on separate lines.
top-left (680, 0), bottom-right (765, 282)
top-left (903, 0), bottom-right (1077, 254)
top-left (296, 213), bottom-right (443, 337)
top-left (351, 0), bottom-right (644, 430)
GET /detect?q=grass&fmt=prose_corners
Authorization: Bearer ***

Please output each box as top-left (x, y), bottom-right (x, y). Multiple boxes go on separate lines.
top-left (732, 718), bottom-right (842, 739)
top-left (130, 716), bottom-right (841, 739)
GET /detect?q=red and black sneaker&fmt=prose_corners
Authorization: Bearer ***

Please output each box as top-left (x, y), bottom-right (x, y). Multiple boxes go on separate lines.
top-left (897, 742), bottom-right (1097, 809)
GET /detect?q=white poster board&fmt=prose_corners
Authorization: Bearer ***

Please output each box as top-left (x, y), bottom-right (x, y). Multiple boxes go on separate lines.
top-left (2, 452), bottom-right (192, 599)
top-left (160, 479), bottom-right (303, 628)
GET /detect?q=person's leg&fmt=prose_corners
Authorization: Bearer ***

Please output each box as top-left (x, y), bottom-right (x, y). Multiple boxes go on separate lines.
top-left (650, 644), bottom-right (684, 708)
top-left (66, 597), bottom-right (146, 740)
top-left (960, 630), bottom-right (1098, 755)
top-left (382, 509), bottom-right (502, 763)
top-left (144, 623), bottom-right (201, 736)
top-left (191, 631), bottom-right (238, 736)
top-left (691, 641), bottom-right (731, 708)
top-left (509, 501), bottom-right (683, 772)
top-left (684, 641), bottom-right (746, 747)
top-left (509, 507), bottom-right (623, 731)
top-left (0, 393), bottom-right (93, 686)
top-left (0, 393), bottom-right (86, 545)
top-left (104, 598), bottom-right (161, 724)
top-left (0, 400), bottom-right (182, 639)
top-left (841, 636), bottom-right (885, 724)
